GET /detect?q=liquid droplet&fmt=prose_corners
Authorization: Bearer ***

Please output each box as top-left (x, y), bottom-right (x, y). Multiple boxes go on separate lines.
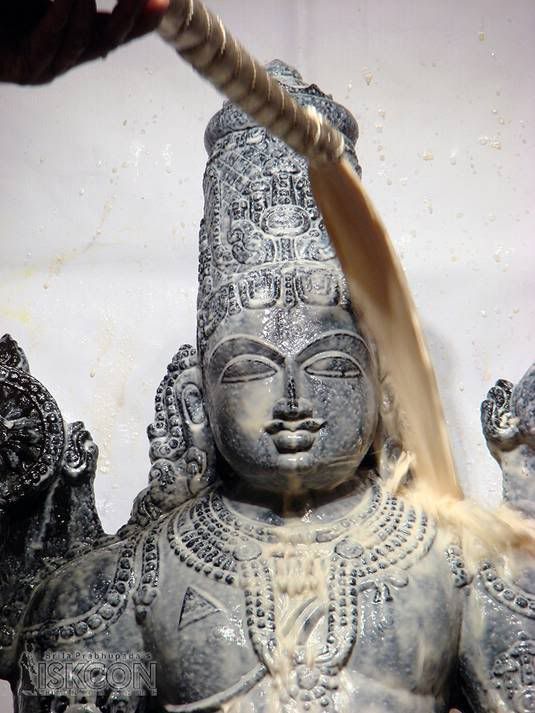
top-left (363, 67), bottom-right (373, 86)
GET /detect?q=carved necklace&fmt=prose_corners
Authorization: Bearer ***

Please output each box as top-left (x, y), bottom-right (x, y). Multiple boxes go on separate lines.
top-left (168, 480), bottom-right (436, 712)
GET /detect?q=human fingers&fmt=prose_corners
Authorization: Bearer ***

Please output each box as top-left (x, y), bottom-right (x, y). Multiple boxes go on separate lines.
top-left (26, 0), bottom-right (74, 82)
top-left (49, 0), bottom-right (97, 77)
top-left (79, 0), bottom-right (168, 63)
top-left (126, 0), bottom-right (170, 41)
top-left (97, 0), bottom-right (153, 56)
top-left (144, 0), bottom-right (170, 12)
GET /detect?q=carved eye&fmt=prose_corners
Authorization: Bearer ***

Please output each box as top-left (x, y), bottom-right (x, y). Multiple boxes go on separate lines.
top-left (304, 354), bottom-right (361, 379)
top-left (221, 357), bottom-right (277, 384)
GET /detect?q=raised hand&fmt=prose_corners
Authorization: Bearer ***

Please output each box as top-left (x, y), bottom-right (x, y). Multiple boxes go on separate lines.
top-left (481, 378), bottom-right (519, 454)
top-left (481, 365), bottom-right (535, 516)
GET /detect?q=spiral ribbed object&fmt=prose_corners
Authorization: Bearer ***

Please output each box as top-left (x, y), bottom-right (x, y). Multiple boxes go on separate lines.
top-left (158, 0), bottom-right (345, 163)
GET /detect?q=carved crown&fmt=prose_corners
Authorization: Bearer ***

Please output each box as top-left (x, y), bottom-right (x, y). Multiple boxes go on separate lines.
top-left (196, 61), bottom-right (361, 352)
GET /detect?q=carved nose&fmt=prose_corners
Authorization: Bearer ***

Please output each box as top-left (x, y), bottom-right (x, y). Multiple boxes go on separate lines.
top-left (272, 377), bottom-right (313, 421)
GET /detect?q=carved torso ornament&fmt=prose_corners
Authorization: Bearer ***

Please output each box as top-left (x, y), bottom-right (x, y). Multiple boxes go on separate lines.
top-left (2, 61), bottom-right (535, 713)
top-left (21, 481), bottom-right (466, 713)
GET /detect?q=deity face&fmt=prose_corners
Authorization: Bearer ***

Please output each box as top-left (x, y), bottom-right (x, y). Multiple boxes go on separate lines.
top-left (202, 303), bottom-right (379, 495)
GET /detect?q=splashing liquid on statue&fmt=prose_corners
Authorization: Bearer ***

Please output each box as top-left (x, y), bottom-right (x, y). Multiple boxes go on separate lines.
top-left (2, 60), bottom-right (535, 713)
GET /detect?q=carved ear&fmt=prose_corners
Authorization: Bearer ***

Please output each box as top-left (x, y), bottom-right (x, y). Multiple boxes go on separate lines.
top-left (177, 364), bottom-right (217, 491)
top-left (147, 345), bottom-right (217, 495)
top-left (182, 382), bottom-right (207, 425)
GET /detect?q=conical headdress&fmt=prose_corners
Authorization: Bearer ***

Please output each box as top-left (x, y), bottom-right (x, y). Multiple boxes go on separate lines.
top-left (197, 60), bottom-right (361, 353)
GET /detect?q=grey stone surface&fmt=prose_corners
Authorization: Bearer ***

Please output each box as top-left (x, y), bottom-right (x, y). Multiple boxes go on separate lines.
top-left (1, 62), bottom-right (534, 713)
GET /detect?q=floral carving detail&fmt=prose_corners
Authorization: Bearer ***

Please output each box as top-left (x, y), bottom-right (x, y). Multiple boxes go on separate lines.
top-left (61, 421), bottom-right (98, 481)
top-left (0, 334), bottom-right (29, 371)
top-left (228, 220), bottom-right (274, 266)
top-left (0, 363), bottom-right (64, 505)
top-left (491, 633), bottom-right (535, 712)
top-left (0, 385), bottom-right (42, 474)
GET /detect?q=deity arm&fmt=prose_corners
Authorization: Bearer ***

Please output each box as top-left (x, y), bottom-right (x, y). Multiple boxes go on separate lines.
top-left (16, 538), bottom-right (149, 713)
top-left (458, 362), bottom-right (535, 711)
top-left (481, 364), bottom-right (535, 518)
top-left (0, 334), bottom-right (106, 680)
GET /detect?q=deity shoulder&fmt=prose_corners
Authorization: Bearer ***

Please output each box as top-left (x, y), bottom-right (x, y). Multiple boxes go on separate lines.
top-left (0, 336), bottom-right (106, 675)
top-left (21, 532), bottom-right (144, 651)
top-left (1, 337), bottom-right (216, 673)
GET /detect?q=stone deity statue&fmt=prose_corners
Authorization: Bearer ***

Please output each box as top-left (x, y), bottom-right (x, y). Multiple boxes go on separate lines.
top-left (1, 61), bottom-right (534, 713)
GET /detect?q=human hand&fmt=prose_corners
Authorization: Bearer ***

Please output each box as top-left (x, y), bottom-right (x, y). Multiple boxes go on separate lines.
top-left (0, 0), bottom-right (169, 85)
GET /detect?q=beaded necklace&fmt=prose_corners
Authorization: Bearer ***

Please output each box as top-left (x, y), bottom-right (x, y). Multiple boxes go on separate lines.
top-left (168, 480), bottom-right (436, 712)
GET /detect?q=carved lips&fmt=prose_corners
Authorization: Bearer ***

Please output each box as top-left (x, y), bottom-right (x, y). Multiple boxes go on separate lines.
top-left (264, 418), bottom-right (325, 453)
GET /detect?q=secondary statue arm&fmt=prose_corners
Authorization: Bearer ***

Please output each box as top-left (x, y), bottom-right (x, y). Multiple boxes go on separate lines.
top-left (459, 363), bottom-right (535, 712)
top-left (0, 334), bottom-right (107, 681)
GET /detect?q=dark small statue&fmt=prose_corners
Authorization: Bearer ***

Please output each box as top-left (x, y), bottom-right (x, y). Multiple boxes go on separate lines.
top-left (1, 62), bottom-right (534, 713)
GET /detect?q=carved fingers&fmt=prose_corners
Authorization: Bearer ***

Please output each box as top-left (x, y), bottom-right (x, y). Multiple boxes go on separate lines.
top-left (481, 378), bottom-right (520, 456)
top-left (481, 366), bottom-right (535, 514)
top-left (61, 421), bottom-right (98, 482)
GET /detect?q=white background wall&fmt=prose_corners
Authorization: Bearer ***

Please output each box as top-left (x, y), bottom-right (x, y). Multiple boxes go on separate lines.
top-left (1, 0), bottom-right (534, 707)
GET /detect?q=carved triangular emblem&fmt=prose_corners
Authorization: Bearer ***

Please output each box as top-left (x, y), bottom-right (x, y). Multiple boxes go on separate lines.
top-left (178, 586), bottom-right (221, 630)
